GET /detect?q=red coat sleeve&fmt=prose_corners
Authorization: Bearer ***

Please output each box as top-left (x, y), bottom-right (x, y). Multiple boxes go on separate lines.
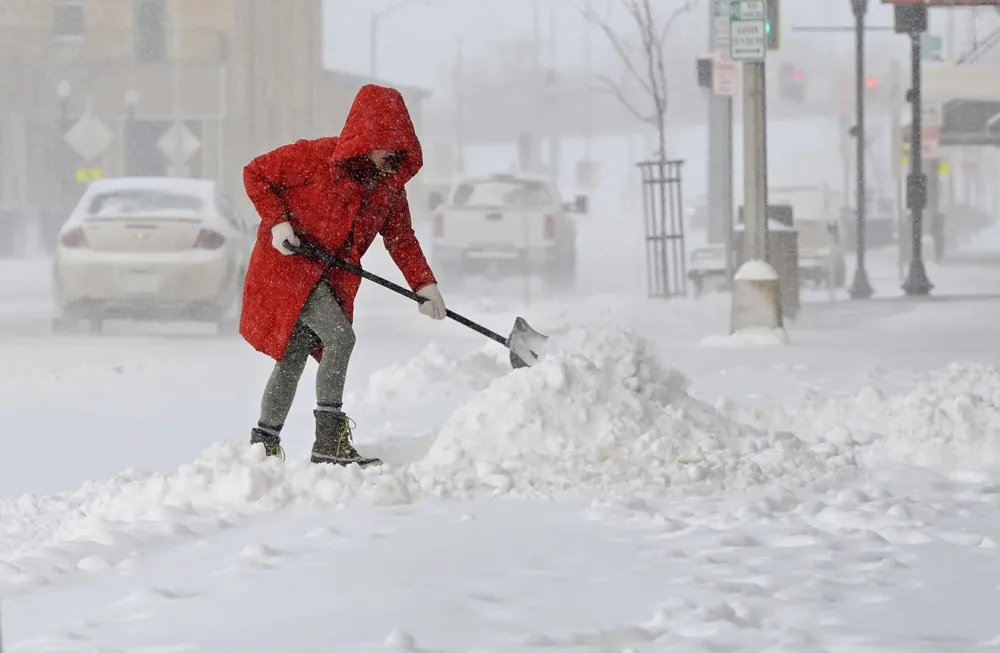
top-left (242, 141), bottom-right (312, 230)
top-left (381, 191), bottom-right (437, 292)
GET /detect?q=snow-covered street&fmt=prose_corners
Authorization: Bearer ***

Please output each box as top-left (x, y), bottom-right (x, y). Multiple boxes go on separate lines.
top-left (5, 227), bottom-right (1000, 651)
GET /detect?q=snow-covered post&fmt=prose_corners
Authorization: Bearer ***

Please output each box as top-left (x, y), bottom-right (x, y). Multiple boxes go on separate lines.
top-left (730, 260), bottom-right (784, 336)
top-left (730, 48), bottom-right (785, 339)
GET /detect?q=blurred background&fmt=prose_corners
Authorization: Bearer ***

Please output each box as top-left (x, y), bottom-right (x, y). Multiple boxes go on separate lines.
top-left (2, 0), bottom-right (1000, 324)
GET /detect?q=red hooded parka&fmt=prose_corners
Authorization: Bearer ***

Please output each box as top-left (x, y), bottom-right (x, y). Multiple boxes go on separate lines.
top-left (239, 84), bottom-right (437, 361)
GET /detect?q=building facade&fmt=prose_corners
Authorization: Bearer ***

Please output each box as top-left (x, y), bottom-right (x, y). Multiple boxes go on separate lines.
top-left (0, 0), bottom-right (428, 252)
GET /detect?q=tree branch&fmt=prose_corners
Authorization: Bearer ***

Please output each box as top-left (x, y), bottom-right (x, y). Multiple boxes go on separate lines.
top-left (579, 1), bottom-right (655, 98)
top-left (660, 0), bottom-right (695, 45)
top-left (593, 73), bottom-right (656, 126)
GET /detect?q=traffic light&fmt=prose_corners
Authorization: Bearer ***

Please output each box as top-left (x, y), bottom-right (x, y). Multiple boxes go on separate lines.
top-left (765, 0), bottom-right (780, 50)
top-left (864, 75), bottom-right (885, 104)
top-left (779, 62), bottom-right (805, 102)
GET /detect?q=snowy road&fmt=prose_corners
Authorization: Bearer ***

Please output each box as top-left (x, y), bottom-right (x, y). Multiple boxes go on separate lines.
top-left (5, 232), bottom-right (1000, 650)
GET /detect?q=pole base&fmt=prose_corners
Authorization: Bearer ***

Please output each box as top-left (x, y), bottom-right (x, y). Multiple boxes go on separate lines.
top-left (848, 266), bottom-right (874, 300)
top-left (902, 259), bottom-right (934, 296)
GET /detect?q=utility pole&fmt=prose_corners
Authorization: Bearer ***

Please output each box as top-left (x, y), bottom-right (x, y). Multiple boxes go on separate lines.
top-left (848, 0), bottom-right (874, 299)
top-left (742, 61), bottom-right (768, 262)
top-left (709, 0), bottom-right (735, 282)
top-left (902, 22), bottom-right (933, 296)
top-left (729, 0), bottom-right (782, 335)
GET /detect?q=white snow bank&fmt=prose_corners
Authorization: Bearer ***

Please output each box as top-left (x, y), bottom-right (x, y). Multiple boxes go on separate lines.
top-left (415, 326), bottom-right (852, 498)
top-left (700, 327), bottom-right (789, 348)
top-left (363, 342), bottom-right (508, 407)
top-left (730, 362), bottom-right (1000, 469)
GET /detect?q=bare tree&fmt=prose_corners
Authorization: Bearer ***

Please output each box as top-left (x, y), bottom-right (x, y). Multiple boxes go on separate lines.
top-left (582, 0), bottom-right (695, 160)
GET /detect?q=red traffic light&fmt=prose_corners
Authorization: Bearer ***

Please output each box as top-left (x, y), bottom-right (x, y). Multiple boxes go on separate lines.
top-left (793, 70), bottom-right (803, 81)
top-left (865, 75), bottom-right (879, 89)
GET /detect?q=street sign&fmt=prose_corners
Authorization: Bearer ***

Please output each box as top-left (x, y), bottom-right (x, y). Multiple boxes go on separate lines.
top-left (157, 121), bottom-right (201, 166)
top-left (730, 0), bottom-right (767, 61)
top-left (713, 0), bottom-right (732, 52)
top-left (735, 0), bottom-right (766, 20)
top-left (713, 52), bottom-right (737, 95)
top-left (64, 113), bottom-right (112, 163)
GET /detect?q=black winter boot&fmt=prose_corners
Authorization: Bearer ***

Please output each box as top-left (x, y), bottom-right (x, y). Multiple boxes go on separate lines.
top-left (310, 408), bottom-right (381, 467)
top-left (250, 423), bottom-right (285, 460)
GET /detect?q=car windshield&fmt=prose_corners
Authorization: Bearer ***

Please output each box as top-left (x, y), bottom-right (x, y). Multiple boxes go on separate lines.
top-left (451, 179), bottom-right (554, 210)
top-left (86, 189), bottom-right (204, 216)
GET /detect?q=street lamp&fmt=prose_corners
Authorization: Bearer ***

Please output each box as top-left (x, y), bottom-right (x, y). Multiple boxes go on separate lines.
top-left (847, 0), bottom-right (874, 299)
top-left (369, 0), bottom-right (429, 80)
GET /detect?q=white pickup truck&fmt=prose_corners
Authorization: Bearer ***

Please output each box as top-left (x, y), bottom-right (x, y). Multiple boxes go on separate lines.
top-left (429, 172), bottom-right (587, 287)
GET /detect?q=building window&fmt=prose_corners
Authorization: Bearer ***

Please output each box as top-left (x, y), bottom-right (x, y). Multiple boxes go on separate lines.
top-left (133, 0), bottom-right (166, 62)
top-left (53, 0), bottom-right (84, 39)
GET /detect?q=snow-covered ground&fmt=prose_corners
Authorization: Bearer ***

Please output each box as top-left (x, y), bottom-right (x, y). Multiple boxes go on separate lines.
top-left (4, 215), bottom-right (1000, 651)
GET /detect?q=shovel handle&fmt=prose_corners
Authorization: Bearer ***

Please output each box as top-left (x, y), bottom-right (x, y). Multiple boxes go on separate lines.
top-left (284, 239), bottom-right (510, 347)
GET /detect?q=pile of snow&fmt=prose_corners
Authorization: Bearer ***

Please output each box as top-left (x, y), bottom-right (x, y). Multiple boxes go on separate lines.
top-left (729, 362), bottom-right (1000, 468)
top-left (414, 326), bottom-right (854, 498)
top-left (363, 342), bottom-right (509, 407)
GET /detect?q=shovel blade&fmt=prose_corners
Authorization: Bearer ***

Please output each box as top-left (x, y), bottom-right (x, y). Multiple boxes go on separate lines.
top-left (508, 317), bottom-right (549, 369)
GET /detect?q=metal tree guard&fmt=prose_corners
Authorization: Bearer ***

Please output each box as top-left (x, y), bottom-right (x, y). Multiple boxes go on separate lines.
top-left (638, 158), bottom-right (687, 298)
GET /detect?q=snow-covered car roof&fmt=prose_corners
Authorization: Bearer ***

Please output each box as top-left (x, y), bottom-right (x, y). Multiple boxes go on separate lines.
top-left (63, 177), bottom-right (223, 230)
top-left (81, 177), bottom-right (217, 201)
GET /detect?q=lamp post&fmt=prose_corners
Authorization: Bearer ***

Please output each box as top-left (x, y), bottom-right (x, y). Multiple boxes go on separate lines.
top-left (847, 0), bottom-right (874, 299)
top-left (369, 0), bottom-right (429, 79)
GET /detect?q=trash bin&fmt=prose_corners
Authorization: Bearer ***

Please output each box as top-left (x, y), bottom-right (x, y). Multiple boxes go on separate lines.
top-left (733, 222), bottom-right (800, 320)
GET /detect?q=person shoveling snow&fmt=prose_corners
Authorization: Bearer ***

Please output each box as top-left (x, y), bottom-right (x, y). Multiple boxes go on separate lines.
top-left (239, 84), bottom-right (448, 468)
top-left (238, 84), bottom-right (547, 468)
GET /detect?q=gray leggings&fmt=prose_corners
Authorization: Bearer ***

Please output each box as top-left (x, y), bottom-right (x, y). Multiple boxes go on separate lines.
top-left (259, 281), bottom-right (356, 428)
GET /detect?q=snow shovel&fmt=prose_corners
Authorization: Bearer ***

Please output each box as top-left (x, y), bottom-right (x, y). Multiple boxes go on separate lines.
top-left (284, 239), bottom-right (548, 369)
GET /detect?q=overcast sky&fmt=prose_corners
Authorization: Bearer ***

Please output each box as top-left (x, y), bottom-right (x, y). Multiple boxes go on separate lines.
top-left (321, 0), bottom-right (977, 92)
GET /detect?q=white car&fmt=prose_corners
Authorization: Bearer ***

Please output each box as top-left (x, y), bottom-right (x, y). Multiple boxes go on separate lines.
top-left (52, 177), bottom-right (254, 334)
top-left (430, 172), bottom-right (587, 287)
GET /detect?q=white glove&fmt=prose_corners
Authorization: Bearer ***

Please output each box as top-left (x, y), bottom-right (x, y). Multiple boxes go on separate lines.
top-left (271, 221), bottom-right (299, 255)
top-left (416, 284), bottom-right (446, 320)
